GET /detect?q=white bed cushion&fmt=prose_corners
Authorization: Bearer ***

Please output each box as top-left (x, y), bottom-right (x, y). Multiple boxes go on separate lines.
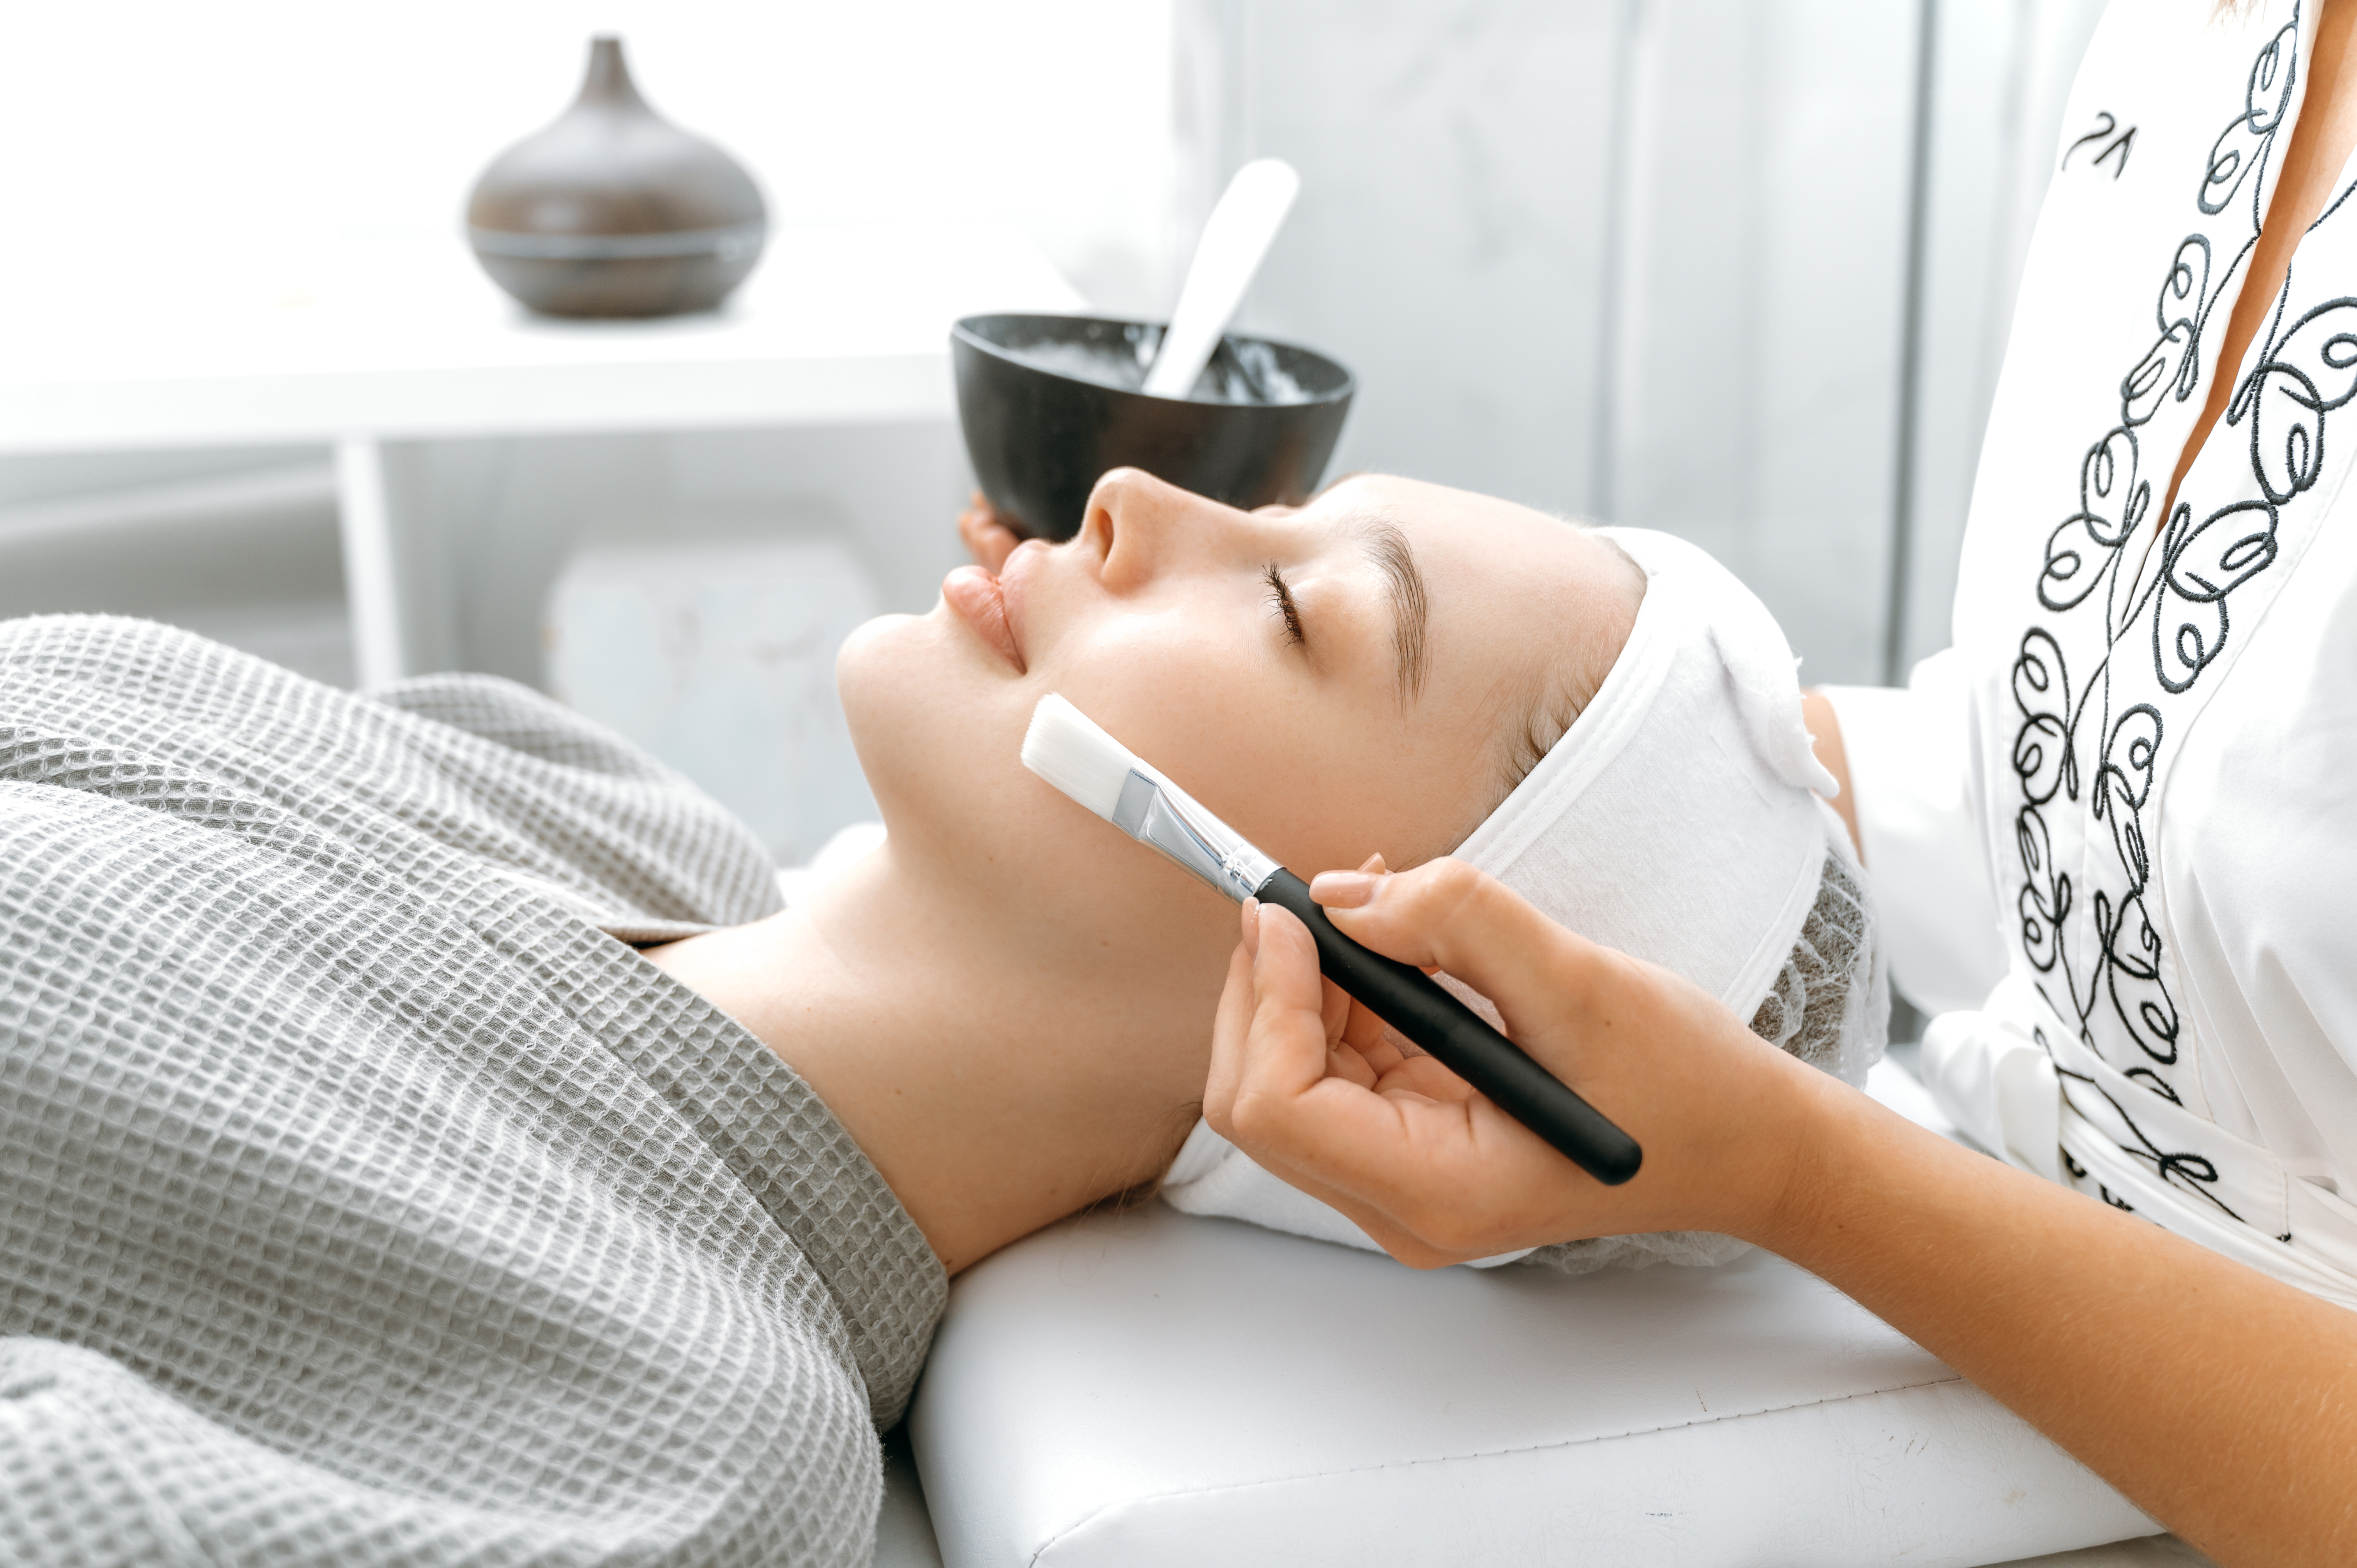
top-left (910, 1065), bottom-right (2160, 1567)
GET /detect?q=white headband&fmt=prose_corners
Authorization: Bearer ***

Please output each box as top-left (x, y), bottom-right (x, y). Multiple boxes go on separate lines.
top-left (1451, 525), bottom-right (1834, 1015)
top-left (1164, 526), bottom-right (1842, 1260)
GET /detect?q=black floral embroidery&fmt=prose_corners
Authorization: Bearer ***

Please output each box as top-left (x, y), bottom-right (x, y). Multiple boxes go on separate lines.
top-left (2014, 9), bottom-right (2346, 1231)
top-left (2201, 22), bottom-right (2300, 217)
top-left (2056, 1063), bottom-right (2243, 1224)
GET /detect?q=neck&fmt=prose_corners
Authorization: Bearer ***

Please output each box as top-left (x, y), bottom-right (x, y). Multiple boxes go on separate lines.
top-left (645, 842), bottom-right (1229, 1273)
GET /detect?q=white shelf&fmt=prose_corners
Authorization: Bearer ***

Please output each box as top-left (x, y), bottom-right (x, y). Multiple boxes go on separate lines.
top-left (0, 221), bottom-right (1085, 452)
top-left (1, 221), bottom-right (1084, 688)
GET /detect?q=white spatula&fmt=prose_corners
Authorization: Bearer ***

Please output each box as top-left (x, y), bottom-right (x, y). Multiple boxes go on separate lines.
top-left (1141, 157), bottom-right (1302, 401)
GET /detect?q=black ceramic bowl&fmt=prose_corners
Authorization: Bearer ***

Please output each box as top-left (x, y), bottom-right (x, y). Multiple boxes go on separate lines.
top-left (952, 313), bottom-right (1355, 542)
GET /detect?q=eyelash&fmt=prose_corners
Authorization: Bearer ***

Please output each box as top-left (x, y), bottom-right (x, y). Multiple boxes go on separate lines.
top-left (1263, 563), bottom-right (1306, 646)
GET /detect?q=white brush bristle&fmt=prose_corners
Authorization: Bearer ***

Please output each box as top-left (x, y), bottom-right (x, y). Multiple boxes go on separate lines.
top-left (1021, 694), bottom-right (1139, 821)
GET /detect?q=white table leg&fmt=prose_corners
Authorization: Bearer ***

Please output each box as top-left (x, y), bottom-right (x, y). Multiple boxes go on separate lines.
top-left (335, 434), bottom-right (405, 688)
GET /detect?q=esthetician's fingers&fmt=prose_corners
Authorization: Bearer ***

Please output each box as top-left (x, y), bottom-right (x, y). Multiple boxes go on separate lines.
top-left (1312, 858), bottom-right (1610, 1058)
top-left (1206, 901), bottom-right (1342, 1142)
top-left (1320, 975), bottom-right (1355, 1049)
top-left (1237, 857), bottom-right (1824, 1260)
top-left (1214, 907), bottom-right (1532, 1227)
top-left (1324, 1039), bottom-right (1381, 1092)
top-left (1338, 995), bottom-right (1391, 1058)
top-left (1206, 904), bottom-right (1598, 1266)
top-left (957, 493), bottom-right (1023, 572)
top-left (1319, 853), bottom-right (1435, 1069)
top-left (1216, 899), bottom-right (1387, 1107)
top-left (1207, 901), bottom-right (1376, 1108)
top-left (1205, 928), bottom-right (1260, 1119)
top-left (1367, 1049), bottom-right (1476, 1105)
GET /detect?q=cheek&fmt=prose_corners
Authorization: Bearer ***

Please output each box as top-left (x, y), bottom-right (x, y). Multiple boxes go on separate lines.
top-left (1044, 613), bottom-right (1438, 873)
top-left (839, 608), bottom-right (1242, 961)
top-left (1049, 611), bottom-right (1307, 789)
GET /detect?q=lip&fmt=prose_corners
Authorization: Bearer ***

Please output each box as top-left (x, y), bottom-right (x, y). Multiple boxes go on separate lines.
top-left (942, 563), bottom-right (1025, 672)
top-left (997, 540), bottom-right (1045, 667)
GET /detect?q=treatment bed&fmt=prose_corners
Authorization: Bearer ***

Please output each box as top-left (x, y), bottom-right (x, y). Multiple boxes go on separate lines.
top-left (896, 1059), bottom-right (2194, 1568)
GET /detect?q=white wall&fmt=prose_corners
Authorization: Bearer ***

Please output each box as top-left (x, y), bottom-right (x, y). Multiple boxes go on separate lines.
top-left (1182, 0), bottom-right (1921, 683)
top-left (1180, 0), bottom-right (1626, 517)
top-left (0, 0), bottom-right (1185, 690)
top-left (0, 0), bottom-right (1177, 316)
top-left (1607, 0), bottom-right (1918, 685)
top-left (3, 0), bottom-right (2109, 694)
top-left (1896, 0), bottom-right (2111, 672)
top-left (1177, 0), bottom-right (2106, 686)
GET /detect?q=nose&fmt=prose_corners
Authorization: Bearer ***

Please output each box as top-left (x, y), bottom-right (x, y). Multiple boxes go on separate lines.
top-left (1077, 468), bottom-right (1244, 593)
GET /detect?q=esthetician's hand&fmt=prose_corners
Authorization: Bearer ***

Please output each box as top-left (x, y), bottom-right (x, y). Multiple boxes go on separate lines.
top-left (958, 492), bottom-right (1024, 573)
top-left (1203, 856), bottom-right (1838, 1266)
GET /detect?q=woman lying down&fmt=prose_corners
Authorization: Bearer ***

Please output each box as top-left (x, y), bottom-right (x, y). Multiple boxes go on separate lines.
top-left (0, 469), bottom-right (1878, 1565)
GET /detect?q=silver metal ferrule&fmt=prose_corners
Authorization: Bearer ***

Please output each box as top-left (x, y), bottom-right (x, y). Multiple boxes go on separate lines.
top-left (1111, 768), bottom-right (1279, 904)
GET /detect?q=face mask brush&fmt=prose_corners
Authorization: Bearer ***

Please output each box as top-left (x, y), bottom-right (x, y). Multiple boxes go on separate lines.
top-left (1021, 693), bottom-right (1642, 1187)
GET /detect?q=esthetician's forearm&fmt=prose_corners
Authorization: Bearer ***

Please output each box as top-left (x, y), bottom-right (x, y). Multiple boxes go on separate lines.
top-left (1758, 1077), bottom-right (2357, 1566)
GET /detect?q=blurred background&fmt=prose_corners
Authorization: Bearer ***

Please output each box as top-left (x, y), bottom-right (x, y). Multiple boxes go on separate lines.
top-left (0, 0), bottom-right (2107, 872)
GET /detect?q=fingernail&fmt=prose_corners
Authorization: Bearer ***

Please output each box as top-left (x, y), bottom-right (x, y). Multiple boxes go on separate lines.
top-left (1310, 870), bottom-right (1382, 909)
top-left (1241, 896), bottom-right (1261, 958)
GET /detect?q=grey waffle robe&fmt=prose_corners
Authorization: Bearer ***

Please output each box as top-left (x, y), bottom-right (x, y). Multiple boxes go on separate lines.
top-left (0, 616), bottom-right (947, 1566)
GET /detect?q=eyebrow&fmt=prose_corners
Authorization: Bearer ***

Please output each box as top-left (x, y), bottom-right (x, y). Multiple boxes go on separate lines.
top-left (1359, 516), bottom-right (1430, 705)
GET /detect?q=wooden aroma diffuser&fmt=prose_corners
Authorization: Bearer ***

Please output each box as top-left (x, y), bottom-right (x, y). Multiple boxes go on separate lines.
top-left (467, 37), bottom-right (766, 318)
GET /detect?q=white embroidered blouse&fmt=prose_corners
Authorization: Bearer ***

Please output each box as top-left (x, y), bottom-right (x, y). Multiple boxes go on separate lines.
top-left (1824, 0), bottom-right (2357, 1309)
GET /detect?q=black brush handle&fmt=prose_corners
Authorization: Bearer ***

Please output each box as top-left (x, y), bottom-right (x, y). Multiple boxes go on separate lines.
top-left (1255, 869), bottom-right (1642, 1187)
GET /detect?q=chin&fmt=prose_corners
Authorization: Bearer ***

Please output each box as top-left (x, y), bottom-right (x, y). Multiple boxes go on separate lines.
top-left (837, 611), bottom-right (947, 825)
top-left (834, 604), bottom-right (1025, 857)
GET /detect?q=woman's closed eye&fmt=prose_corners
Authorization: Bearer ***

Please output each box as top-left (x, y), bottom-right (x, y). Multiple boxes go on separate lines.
top-left (1263, 562), bottom-right (1306, 648)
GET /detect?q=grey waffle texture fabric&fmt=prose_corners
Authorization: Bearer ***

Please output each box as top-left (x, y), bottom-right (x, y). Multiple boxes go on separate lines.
top-left (0, 615), bottom-right (947, 1568)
